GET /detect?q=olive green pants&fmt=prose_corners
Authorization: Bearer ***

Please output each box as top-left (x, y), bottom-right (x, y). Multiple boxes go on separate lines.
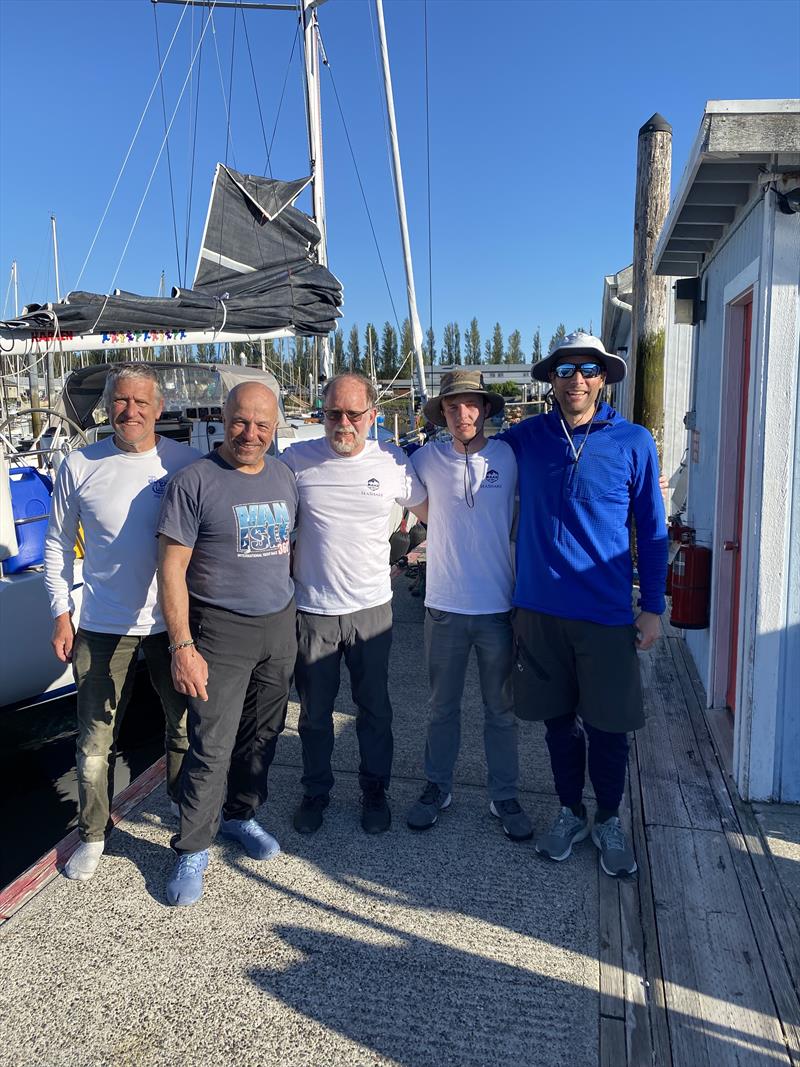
top-left (72, 629), bottom-right (189, 842)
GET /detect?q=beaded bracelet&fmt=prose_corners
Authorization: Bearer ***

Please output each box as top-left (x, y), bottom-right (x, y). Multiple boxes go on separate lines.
top-left (168, 639), bottom-right (195, 655)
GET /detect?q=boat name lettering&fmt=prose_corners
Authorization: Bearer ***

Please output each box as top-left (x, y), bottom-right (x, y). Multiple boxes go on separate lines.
top-left (30, 332), bottom-right (75, 342)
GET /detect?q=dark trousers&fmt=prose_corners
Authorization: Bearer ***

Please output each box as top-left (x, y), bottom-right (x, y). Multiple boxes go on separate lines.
top-left (294, 602), bottom-right (393, 797)
top-left (544, 712), bottom-right (630, 813)
top-left (172, 598), bottom-right (296, 855)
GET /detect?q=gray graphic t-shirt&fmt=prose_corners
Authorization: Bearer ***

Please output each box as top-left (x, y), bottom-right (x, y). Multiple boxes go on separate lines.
top-left (158, 451), bottom-right (297, 616)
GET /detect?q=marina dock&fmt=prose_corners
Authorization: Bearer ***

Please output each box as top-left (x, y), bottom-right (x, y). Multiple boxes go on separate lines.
top-left (1, 568), bottom-right (798, 1067)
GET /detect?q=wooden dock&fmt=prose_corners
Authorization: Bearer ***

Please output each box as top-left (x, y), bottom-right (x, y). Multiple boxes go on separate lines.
top-left (600, 619), bottom-right (800, 1066)
top-left (1, 576), bottom-right (798, 1067)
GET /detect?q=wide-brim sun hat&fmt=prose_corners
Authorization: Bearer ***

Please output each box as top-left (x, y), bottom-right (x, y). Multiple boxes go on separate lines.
top-left (423, 369), bottom-right (505, 428)
top-left (531, 331), bottom-right (627, 385)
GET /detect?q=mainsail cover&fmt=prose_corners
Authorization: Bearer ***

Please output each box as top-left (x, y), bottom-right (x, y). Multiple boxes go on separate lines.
top-left (1, 165), bottom-right (343, 339)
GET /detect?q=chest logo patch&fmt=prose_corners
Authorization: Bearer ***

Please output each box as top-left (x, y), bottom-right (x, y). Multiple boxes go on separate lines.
top-left (365, 477), bottom-right (381, 494)
top-left (482, 469), bottom-right (501, 488)
top-left (233, 500), bottom-right (292, 557)
top-left (149, 475), bottom-right (168, 497)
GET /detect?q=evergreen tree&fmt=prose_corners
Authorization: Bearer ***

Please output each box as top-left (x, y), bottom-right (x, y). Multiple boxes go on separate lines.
top-left (332, 327), bottom-right (344, 373)
top-left (465, 317), bottom-right (481, 364)
top-left (548, 323), bottom-right (567, 353)
top-left (346, 324), bottom-right (361, 372)
top-left (364, 323), bottom-right (379, 379)
top-left (400, 318), bottom-right (414, 374)
top-left (484, 338), bottom-right (492, 362)
top-left (531, 327), bottom-right (542, 363)
top-left (506, 329), bottom-right (523, 364)
top-left (425, 325), bottom-right (436, 365)
top-left (380, 321), bottom-right (399, 379)
top-left (490, 322), bottom-right (504, 364)
top-left (453, 322), bottom-right (462, 365)
top-left (442, 322), bottom-right (458, 365)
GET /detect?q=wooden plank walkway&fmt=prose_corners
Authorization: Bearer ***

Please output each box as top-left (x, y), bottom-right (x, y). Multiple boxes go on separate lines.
top-left (599, 621), bottom-right (800, 1066)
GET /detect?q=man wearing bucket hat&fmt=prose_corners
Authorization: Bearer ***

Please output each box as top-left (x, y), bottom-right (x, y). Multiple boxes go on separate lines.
top-left (498, 332), bottom-right (667, 877)
top-left (406, 370), bottom-right (533, 841)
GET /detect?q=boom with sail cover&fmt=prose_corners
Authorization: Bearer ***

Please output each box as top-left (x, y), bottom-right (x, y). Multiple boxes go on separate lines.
top-left (0, 165), bottom-right (343, 353)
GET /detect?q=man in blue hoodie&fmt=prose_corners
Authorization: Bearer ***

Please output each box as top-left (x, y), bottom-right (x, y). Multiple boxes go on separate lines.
top-left (500, 332), bottom-right (667, 878)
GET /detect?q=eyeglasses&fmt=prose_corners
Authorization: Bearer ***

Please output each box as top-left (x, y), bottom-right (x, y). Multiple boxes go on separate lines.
top-left (322, 407), bottom-right (373, 423)
top-left (552, 362), bottom-right (605, 380)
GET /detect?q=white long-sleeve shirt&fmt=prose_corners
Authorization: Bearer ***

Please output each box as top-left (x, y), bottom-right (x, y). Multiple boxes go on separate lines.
top-left (44, 436), bottom-right (200, 635)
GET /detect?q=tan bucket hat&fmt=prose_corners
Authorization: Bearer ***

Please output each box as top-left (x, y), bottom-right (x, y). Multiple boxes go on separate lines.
top-left (423, 370), bottom-right (505, 428)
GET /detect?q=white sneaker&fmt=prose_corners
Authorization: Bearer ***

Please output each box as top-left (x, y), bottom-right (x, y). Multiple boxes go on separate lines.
top-left (64, 841), bottom-right (105, 881)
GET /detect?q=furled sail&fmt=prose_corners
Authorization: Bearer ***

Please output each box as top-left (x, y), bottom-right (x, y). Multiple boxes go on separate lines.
top-left (0, 165), bottom-right (343, 344)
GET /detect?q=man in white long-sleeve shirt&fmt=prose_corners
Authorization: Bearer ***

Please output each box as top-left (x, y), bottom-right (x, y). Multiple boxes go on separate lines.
top-left (45, 362), bottom-right (200, 881)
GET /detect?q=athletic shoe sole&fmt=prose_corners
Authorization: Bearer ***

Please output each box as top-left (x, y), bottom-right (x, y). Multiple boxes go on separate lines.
top-left (407, 793), bottom-right (452, 832)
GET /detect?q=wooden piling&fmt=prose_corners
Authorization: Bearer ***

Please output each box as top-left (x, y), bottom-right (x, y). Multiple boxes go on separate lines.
top-left (631, 113), bottom-right (672, 461)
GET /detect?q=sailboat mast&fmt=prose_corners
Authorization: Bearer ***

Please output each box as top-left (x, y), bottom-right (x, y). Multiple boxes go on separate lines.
top-left (302, 0), bottom-right (332, 381)
top-left (374, 0), bottom-right (428, 402)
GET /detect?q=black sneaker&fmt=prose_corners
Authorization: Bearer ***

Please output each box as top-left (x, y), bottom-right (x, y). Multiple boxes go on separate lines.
top-left (361, 787), bottom-right (391, 834)
top-left (293, 794), bottom-right (329, 834)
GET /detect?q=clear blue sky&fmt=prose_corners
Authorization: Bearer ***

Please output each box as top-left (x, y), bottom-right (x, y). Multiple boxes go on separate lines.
top-left (1, 0), bottom-right (798, 357)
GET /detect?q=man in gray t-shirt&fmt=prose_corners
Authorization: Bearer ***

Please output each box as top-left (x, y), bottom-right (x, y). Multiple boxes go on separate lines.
top-left (157, 382), bottom-right (298, 907)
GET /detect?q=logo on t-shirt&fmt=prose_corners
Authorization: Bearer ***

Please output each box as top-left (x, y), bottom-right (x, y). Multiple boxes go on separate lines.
top-left (482, 469), bottom-right (501, 487)
top-left (149, 475), bottom-right (168, 497)
top-left (233, 500), bottom-right (292, 557)
top-left (364, 477), bottom-right (381, 495)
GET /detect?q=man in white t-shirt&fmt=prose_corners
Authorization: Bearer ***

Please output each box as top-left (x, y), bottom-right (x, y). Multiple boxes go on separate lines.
top-left (44, 363), bottom-right (201, 882)
top-left (281, 372), bottom-right (426, 835)
top-left (406, 370), bottom-right (532, 841)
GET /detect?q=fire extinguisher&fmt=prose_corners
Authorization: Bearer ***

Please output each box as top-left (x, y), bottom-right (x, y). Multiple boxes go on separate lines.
top-left (665, 517), bottom-right (694, 596)
top-left (670, 542), bottom-right (712, 629)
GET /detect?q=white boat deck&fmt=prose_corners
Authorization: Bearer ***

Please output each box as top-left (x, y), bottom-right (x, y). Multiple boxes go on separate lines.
top-left (1, 569), bottom-right (798, 1067)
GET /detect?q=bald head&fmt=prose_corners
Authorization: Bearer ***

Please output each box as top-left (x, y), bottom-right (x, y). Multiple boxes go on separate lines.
top-left (219, 381), bottom-right (279, 472)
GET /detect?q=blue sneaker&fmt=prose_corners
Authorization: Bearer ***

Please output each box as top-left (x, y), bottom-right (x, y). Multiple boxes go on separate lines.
top-left (166, 850), bottom-right (209, 906)
top-left (219, 816), bottom-right (280, 860)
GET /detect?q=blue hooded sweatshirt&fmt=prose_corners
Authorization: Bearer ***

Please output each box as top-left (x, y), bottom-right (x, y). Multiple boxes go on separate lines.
top-left (498, 402), bottom-right (667, 626)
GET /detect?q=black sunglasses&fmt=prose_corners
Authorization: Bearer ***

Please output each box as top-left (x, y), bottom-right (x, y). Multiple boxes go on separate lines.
top-left (552, 362), bottom-right (605, 380)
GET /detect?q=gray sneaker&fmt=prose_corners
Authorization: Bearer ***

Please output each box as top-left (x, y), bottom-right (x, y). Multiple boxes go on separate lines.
top-left (592, 816), bottom-right (638, 877)
top-left (535, 805), bottom-right (590, 861)
top-left (490, 798), bottom-right (534, 841)
top-left (407, 781), bottom-right (451, 830)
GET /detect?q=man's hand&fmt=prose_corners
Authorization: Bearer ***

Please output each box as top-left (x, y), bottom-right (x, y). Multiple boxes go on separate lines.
top-left (634, 611), bottom-right (661, 652)
top-left (171, 644), bottom-right (209, 702)
top-left (51, 612), bottom-right (75, 663)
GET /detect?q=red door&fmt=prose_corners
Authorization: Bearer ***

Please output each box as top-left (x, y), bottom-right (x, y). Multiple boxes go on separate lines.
top-left (725, 298), bottom-right (752, 714)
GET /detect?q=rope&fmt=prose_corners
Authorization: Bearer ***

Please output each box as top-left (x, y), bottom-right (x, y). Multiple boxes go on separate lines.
top-left (266, 20), bottom-right (300, 174)
top-left (423, 0), bottom-right (433, 366)
top-left (74, 0), bottom-right (192, 292)
top-left (183, 6), bottom-right (205, 286)
top-left (91, 3), bottom-right (218, 333)
top-left (323, 49), bottom-right (403, 340)
top-left (153, 2), bottom-right (183, 287)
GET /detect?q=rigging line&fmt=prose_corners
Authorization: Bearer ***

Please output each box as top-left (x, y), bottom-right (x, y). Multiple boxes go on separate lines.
top-left (240, 4), bottom-right (271, 170)
top-left (74, 0), bottom-right (192, 292)
top-left (239, 8), bottom-right (299, 317)
top-left (210, 11), bottom-right (237, 169)
top-left (224, 4), bottom-right (239, 168)
top-left (153, 2), bottom-right (184, 288)
top-left (183, 13), bottom-right (206, 284)
top-left (266, 21), bottom-right (300, 170)
top-left (423, 0), bottom-right (433, 364)
top-left (323, 59), bottom-right (403, 340)
top-left (91, 5), bottom-right (219, 331)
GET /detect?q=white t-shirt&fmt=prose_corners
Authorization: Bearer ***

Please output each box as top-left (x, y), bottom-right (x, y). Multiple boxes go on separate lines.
top-left (280, 437), bottom-right (426, 614)
top-left (44, 435), bottom-right (201, 635)
top-left (411, 438), bottom-right (516, 614)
